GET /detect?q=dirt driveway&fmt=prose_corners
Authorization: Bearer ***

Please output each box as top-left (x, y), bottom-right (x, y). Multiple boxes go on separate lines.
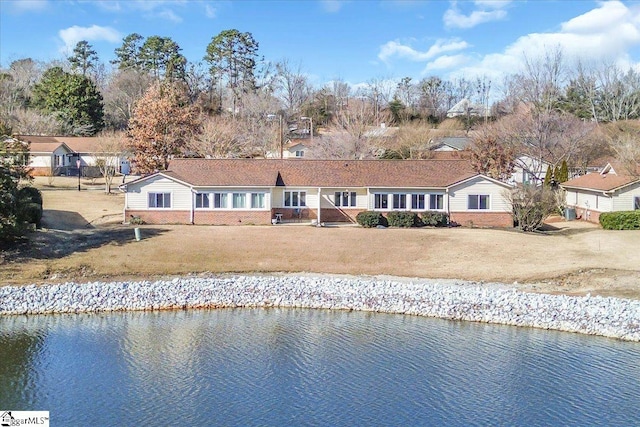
top-left (2, 178), bottom-right (639, 300)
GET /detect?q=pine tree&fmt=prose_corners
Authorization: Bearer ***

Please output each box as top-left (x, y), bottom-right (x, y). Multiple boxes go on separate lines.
top-left (543, 166), bottom-right (553, 187)
top-left (68, 40), bottom-right (98, 77)
top-left (558, 160), bottom-right (569, 183)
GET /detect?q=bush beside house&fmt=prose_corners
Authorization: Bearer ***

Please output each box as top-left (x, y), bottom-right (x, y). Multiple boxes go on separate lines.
top-left (356, 211), bottom-right (450, 228)
top-left (355, 211), bottom-right (387, 228)
top-left (421, 211), bottom-right (449, 227)
top-left (599, 211), bottom-right (640, 230)
top-left (387, 211), bottom-right (419, 227)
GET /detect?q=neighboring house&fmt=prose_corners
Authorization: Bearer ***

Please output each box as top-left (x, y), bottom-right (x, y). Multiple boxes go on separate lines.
top-left (561, 162), bottom-right (640, 223)
top-left (446, 99), bottom-right (488, 118)
top-left (121, 159), bottom-right (514, 227)
top-left (13, 135), bottom-right (130, 176)
top-left (265, 138), bottom-right (311, 159)
top-left (63, 136), bottom-right (131, 175)
top-left (511, 155), bottom-right (551, 185)
top-left (363, 123), bottom-right (399, 139)
top-left (430, 136), bottom-right (472, 152)
top-left (5, 135), bottom-right (76, 176)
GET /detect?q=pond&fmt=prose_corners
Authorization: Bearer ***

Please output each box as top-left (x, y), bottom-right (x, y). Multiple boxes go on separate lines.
top-left (1, 308), bottom-right (639, 426)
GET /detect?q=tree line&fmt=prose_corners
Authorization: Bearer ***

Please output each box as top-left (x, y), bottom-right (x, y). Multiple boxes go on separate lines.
top-left (2, 32), bottom-right (639, 176)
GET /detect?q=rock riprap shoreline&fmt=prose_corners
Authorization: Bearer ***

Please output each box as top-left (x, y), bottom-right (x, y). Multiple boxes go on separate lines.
top-left (1, 275), bottom-right (639, 341)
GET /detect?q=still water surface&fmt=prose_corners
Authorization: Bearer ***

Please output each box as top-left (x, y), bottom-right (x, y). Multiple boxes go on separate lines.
top-left (1, 308), bottom-right (639, 426)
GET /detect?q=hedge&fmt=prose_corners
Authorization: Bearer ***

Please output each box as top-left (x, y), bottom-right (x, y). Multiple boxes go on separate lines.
top-left (355, 211), bottom-right (387, 228)
top-left (386, 211), bottom-right (419, 228)
top-left (599, 211), bottom-right (640, 230)
top-left (421, 211), bottom-right (449, 227)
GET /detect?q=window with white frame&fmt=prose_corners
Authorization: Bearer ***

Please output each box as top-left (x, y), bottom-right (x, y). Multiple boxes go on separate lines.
top-left (429, 194), bottom-right (444, 210)
top-left (635, 196), bottom-right (640, 210)
top-left (251, 193), bottom-right (265, 209)
top-left (284, 191), bottom-right (306, 207)
top-left (374, 193), bottom-right (388, 209)
top-left (195, 193), bottom-right (210, 208)
top-left (392, 193), bottom-right (406, 209)
top-left (233, 193), bottom-right (246, 209)
top-left (468, 194), bottom-right (490, 210)
top-left (335, 191), bottom-right (356, 207)
top-left (295, 150), bottom-right (304, 157)
top-left (148, 192), bottom-right (171, 208)
top-left (214, 193), bottom-right (227, 208)
top-left (411, 194), bottom-right (425, 210)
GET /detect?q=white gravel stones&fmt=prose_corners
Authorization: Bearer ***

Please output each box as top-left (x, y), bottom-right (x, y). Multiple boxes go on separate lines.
top-left (1, 275), bottom-right (639, 342)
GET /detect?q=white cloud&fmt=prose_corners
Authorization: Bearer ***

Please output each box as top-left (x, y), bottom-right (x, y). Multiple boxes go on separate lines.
top-left (444, 7), bottom-right (506, 29)
top-left (58, 25), bottom-right (122, 53)
top-left (157, 8), bottom-right (183, 23)
top-left (5, 0), bottom-right (49, 13)
top-left (423, 54), bottom-right (470, 72)
top-left (444, 0), bottom-right (510, 29)
top-left (205, 4), bottom-right (217, 18)
top-left (446, 1), bottom-right (640, 87)
top-left (378, 38), bottom-right (470, 63)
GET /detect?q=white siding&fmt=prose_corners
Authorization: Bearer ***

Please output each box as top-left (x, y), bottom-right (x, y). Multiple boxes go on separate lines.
top-left (321, 188), bottom-right (368, 209)
top-left (273, 188), bottom-right (317, 208)
top-left (30, 154), bottom-right (52, 168)
top-left (126, 176), bottom-right (192, 210)
top-left (612, 182), bottom-right (640, 211)
top-left (449, 178), bottom-right (511, 212)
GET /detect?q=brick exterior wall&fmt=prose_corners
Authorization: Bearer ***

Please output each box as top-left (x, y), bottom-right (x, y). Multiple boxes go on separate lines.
top-left (126, 208), bottom-right (514, 228)
top-left (126, 210), bottom-right (190, 224)
top-left (572, 207), bottom-right (601, 224)
top-left (30, 167), bottom-right (52, 177)
top-left (449, 211), bottom-right (514, 228)
top-left (318, 208), bottom-right (363, 223)
top-left (194, 210), bottom-right (271, 225)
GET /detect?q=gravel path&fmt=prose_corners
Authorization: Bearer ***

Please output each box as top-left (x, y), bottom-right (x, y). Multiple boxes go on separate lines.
top-left (1, 274), bottom-right (638, 342)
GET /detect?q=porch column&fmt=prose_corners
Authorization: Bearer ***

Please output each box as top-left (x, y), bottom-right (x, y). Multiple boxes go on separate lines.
top-left (317, 187), bottom-right (321, 226)
top-left (190, 188), bottom-right (195, 224)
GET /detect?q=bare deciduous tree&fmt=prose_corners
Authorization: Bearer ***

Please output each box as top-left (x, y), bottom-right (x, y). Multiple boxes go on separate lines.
top-left (186, 114), bottom-right (247, 158)
top-left (506, 185), bottom-right (557, 232)
top-left (103, 69), bottom-right (154, 130)
top-left (92, 131), bottom-right (126, 193)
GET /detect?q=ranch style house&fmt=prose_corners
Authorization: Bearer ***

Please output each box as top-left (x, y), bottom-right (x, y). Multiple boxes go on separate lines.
top-left (561, 162), bottom-right (640, 223)
top-left (120, 158), bottom-right (514, 227)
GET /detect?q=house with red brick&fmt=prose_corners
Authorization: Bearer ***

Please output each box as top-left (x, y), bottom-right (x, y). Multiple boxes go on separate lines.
top-left (120, 158), bottom-right (514, 227)
top-left (561, 162), bottom-right (640, 223)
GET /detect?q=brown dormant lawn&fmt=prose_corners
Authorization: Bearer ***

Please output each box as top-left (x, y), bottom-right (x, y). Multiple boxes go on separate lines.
top-left (2, 177), bottom-right (639, 300)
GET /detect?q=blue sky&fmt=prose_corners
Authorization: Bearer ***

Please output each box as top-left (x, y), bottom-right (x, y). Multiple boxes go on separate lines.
top-left (2, 0), bottom-right (640, 90)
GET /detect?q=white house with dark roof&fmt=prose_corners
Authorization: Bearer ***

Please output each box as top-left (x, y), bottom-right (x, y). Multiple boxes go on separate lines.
top-left (120, 159), bottom-right (514, 227)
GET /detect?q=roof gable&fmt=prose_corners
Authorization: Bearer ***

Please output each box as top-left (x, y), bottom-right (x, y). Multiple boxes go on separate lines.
top-left (561, 164), bottom-right (640, 192)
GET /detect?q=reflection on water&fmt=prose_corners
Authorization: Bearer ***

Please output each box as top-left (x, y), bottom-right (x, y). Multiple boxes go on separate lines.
top-left (1, 309), bottom-right (639, 426)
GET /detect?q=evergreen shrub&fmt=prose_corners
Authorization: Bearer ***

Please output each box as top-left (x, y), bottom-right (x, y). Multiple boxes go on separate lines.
top-left (386, 211), bottom-right (418, 228)
top-left (421, 211), bottom-right (449, 227)
top-left (599, 211), bottom-right (640, 230)
top-left (355, 211), bottom-right (387, 228)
